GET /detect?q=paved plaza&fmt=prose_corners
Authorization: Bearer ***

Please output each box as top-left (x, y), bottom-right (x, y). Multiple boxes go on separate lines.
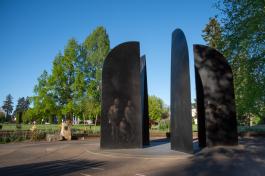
top-left (0, 137), bottom-right (265, 176)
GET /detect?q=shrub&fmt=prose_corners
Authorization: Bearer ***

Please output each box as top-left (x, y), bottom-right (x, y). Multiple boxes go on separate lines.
top-left (31, 130), bottom-right (46, 141)
top-left (158, 119), bottom-right (169, 131)
top-left (16, 124), bottom-right (22, 129)
top-left (0, 130), bottom-right (30, 144)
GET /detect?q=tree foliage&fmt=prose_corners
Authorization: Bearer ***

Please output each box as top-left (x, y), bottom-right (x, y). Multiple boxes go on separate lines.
top-left (29, 26), bottom-right (110, 124)
top-left (15, 97), bottom-right (30, 114)
top-left (2, 94), bottom-right (14, 121)
top-left (202, 17), bottom-right (222, 49)
top-left (32, 70), bottom-right (57, 123)
top-left (148, 95), bottom-right (168, 121)
top-left (14, 97), bottom-right (30, 123)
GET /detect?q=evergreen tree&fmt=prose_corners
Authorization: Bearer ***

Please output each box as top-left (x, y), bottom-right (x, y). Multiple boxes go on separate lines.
top-left (202, 17), bottom-right (222, 50)
top-left (2, 94), bottom-right (13, 121)
top-left (15, 97), bottom-right (30, 123)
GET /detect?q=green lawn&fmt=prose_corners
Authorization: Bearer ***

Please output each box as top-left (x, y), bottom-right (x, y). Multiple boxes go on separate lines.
top-left (1, 123), bottom-right (265, 133)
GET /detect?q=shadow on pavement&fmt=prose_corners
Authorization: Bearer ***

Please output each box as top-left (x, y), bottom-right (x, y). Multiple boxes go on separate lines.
top-left (151, 137), bottom-right (265, 176)
top-left (0, 159), bottom-right (105, 176)
top-left (144, 138), bottom-right (169, 148)
top-left (145, 138), bottom-right (200, 153)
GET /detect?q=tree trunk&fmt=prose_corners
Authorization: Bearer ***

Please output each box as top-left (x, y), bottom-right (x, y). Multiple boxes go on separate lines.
top-left (248, 114), bottom-right (251, 127)
top-left (19, 112), bottom-right (22, 124)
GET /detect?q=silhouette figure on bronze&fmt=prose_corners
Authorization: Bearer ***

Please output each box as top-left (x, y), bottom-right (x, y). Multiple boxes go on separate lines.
top-left (108, 98), bottom-right (120, 141)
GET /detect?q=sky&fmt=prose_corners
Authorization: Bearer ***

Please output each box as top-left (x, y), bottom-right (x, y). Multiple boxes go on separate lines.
top-left (0, 0), bottom-right (218, 107)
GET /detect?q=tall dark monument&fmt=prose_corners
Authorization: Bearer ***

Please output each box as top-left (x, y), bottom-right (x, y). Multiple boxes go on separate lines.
top-left (100, 41), bottom-right (149, 149)
top-left (141, 55), bottom-right (150, 146)
top-left (170, 29), bottom-right (193, 153)
top-left (194, 44), bottom-right (238, 147)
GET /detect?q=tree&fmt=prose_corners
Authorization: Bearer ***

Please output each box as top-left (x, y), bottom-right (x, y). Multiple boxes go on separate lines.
top-left (31, 26), bottom-right (110, 123)
top-left (72, 26), bottom-right (110, 121)
top-left (219, 0), bottom-right (265, 124)
top-left (148, 95), bottom-right (168, 121)
top-left (217, 0), bottom-right (265, 60)
top-left (81, 26), bottom-right (110, 119)
top-left (81, 97), bottom-right (100, 124)
top-left (15, 97), bottom-right (30, 124)
top-left (50, 39), bottom-right (79, 120)
top-left (2, 94), bottom-right (13, 121)
top-left (202, 16), bottom-right (222, 49)
top-left (23, 108), bottom-right (35, 124)
top-left (32, 70), bottom-right (57, 123)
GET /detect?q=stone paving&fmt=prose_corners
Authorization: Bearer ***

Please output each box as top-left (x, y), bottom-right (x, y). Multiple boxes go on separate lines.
top-left (0, 137), bottom-right (265, 176)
